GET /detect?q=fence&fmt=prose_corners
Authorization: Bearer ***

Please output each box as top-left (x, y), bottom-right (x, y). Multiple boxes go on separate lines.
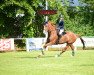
top-left (0, 38), bottom-right (14, 51)
top-left (0, 37), bottom-right (94, 51)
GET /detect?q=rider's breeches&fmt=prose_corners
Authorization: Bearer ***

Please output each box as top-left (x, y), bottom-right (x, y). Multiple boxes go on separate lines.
top-left (59, 29), bottom-right (64, 35)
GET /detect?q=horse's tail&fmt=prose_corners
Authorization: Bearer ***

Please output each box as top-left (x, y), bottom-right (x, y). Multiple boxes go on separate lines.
top-left (79, 37), bottom-right (85, 50)
top-left (77, 34), bottom-right (85, 50)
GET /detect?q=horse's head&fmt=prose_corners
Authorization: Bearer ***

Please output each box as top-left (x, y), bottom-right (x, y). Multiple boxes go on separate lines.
top-left (43, 21), bottom-right (56, 32)
top-left (43, 21), bottom-right (58, 48)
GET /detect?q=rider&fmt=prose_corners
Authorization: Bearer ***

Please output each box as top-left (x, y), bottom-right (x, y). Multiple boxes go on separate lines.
top-left (56, 15), bottom-right (65, 35)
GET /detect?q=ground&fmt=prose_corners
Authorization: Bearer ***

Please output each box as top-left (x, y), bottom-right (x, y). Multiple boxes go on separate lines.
top-left (0, 50), bottom-right (94, 75)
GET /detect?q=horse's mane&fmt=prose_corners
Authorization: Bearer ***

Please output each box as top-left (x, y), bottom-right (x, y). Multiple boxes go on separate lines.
top-left (48, 21), bottom-right (55, 26)
top-left (48, 21), bottom-right (56, 30)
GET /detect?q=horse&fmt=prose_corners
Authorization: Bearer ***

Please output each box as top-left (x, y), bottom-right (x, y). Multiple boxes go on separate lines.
top-left (41, 21), bottom-right (85, 57)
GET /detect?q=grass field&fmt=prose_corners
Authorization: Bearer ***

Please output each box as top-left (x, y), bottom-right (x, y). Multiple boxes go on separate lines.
top-left (0, 50), bottom-right (94, 75)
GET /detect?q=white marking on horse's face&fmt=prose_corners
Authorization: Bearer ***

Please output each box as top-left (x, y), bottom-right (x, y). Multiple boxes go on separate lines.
top-left (43, 30), bottom-right (47, 34)
top-left (43, 25), bottom-right (48, 32)
top-left (43, 30), bottom-right (48, 39)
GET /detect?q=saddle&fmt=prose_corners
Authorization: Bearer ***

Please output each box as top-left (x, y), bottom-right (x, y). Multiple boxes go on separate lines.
top-left (56, 29), bottom-right (66, 36)
top-left (56, 30), bottom-right (66, 44)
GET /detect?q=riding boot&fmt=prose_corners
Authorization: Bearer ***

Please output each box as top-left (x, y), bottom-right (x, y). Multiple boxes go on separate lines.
top-left (62, 32), bottom-right (66, 35)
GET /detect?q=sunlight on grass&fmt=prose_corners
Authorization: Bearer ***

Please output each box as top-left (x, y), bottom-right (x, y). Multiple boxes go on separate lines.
top-left (0, 50), bottom-right (94, 75)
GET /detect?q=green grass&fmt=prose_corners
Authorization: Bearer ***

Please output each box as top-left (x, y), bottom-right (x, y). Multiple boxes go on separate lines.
top-left (0, 50), bottom-right (94, 75)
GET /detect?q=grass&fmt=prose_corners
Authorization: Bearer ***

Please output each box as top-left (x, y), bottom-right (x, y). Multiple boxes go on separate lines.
top-left (0, 50), bottom-right (94, 75)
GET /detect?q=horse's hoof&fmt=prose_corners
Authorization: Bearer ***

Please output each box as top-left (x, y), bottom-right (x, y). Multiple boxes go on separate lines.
top-left (71, 55), bottom-right (74, 57)
top-left (36, 54), bottom-right (41, 58)
top-left (36, 56), bottom-right (39, 59)
top-left (55, 54), bottom-right (59, 58)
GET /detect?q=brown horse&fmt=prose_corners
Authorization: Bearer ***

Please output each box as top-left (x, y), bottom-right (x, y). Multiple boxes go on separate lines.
top-left (42, 21), bottom-right (85, 57)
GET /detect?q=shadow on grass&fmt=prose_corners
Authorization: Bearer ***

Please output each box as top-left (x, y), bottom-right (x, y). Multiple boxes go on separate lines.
top-left (15, 55), bottom-right (58, 59)
top-left (79, 64), bottom-right (94, 66)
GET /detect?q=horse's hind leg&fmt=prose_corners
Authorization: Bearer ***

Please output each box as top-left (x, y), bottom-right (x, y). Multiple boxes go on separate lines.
top-left (57, 44), bottom-right (69, 57)
top-left (69, 44), bottom-right (75, 56)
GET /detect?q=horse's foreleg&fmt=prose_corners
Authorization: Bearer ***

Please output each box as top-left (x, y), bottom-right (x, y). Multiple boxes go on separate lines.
top-left (37, 49), bottom-right (45, 58)
top-left (43, 41), bottom-right (56, 48)
top-left (41, 49), bottom-right (45, 55)
top-left (38, 42), bottom-right (53, 57)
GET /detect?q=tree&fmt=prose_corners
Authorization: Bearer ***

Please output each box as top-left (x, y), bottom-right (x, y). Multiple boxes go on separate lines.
top-left (0, 0), bottom-right (94, 38)
top-left (0, 0), bottom-right (44, 38)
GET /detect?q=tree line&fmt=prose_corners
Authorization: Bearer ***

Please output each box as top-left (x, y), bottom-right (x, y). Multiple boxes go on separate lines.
top-left (0, 0), bottom-right (94, 38)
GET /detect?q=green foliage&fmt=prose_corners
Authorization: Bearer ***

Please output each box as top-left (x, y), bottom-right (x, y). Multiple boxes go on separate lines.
top-left (0, 0), bottom-right (94, 38)
top-left (0, 0), bottom-right (40, 38)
